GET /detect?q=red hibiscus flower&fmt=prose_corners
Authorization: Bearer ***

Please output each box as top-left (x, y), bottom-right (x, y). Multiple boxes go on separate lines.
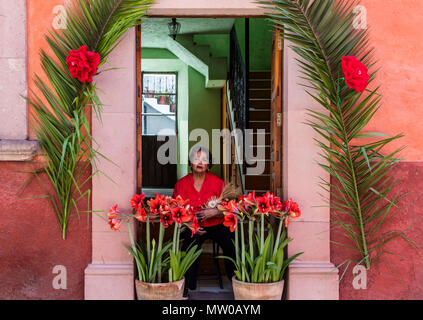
top-left (134, 207), bottom-right (147, 222)
top-left (341, 56), bottom-right (369, 93)
top-left (108, 218), bottom-right (121, 231)
top-left (108, 204), bottom-right (120, 219)
top-left (223, 213), bottom-right (237, 232)
top-left (171, 207), bottom-right (191, 224)
top-left (160, 212), bottom-right (173, 228)
top-left (130, 193), bottom-right (145, 210)
top-left (66, 45), bottom-right (101, 83)
top-left (256, 196), bottom-right (272, 214)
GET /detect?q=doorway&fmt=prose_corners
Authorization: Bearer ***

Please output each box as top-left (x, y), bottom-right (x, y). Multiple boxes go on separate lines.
top-left (136, 16), bottom-right (278, 299)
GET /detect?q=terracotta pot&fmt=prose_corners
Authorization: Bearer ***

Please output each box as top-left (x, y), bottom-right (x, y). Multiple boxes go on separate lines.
top-left (232, 276), bottom-right (284, 300)
top-left (135, 278), bottom-right (185, 300)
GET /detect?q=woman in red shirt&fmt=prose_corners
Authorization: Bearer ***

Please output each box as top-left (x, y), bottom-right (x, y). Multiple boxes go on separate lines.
top-left (173, 146), bottom-right (235, 297)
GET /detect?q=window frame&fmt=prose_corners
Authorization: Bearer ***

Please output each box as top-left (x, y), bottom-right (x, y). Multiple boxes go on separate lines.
top-left (141, 71), bottom-right (178, 136)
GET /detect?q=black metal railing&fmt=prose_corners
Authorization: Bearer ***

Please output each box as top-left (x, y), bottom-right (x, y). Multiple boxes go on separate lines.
top-left (229, 25), bottom-right (248, 133)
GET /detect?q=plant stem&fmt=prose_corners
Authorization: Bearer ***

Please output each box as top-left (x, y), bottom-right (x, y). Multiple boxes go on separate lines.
top-left (235, 220), bottom-right (239, 267)
top-left (176, 224), bottom-right (180, 254)
top-left (172, 223), bottom-right (178, 253)
top-left (240, 219), bottom-right (245, 282)
top-left (169, 223), bottom-right (179, 282)
top-left (128, 220), bottom-right (142, 281)
top-left (273, 215), bottom-right (284, 257)
top-left (157, 223), bottom-right (164, 283)
top-left (335, 91), bottom-right (370, 270)
top-left (62, 224), bottom-right (67, 240)
top-left (260, 214), bottom-right (264, 255)
top-left (248, 219), bottom-right (254, 259)
top-left (146, 215), bottom-right (151, 263)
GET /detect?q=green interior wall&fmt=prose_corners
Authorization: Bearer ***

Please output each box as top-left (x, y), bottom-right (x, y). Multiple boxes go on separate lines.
top-left (141, 49), bottom-right (189, 179)
top-left (193, 34), bottom-right (230, 69)
top-left (141, 48), bottom-right (222, 179)
top-left (188, 66), bottom-right (222, 178)
top-left (234, 18), bottom-right (273, 71)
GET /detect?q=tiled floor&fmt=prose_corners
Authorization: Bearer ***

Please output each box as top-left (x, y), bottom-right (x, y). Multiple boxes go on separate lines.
top-left (188, 277), bottom-right (234, 300)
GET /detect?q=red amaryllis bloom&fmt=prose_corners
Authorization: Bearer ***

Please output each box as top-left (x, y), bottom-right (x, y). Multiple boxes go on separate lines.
top-left (217, 200), bottom-right (228, 211)
top-left (174, 195), bottom-right (189, 206)
top-left (341, 56), bottom-right (369, 93)
top-left (223, 213), bottom-right (237, 232)
top-left (285, 217), bottom-right (290, 228)
top-left (171, 207), bottom-right (191, 224)
top-left (244, 191), bottom-right (257, 206)
top-left (130, 193), bottom-right (145, 210)
top-left (134, 207), bottom-right (147, 222)
top-left (108, 204), bottom-right (120, 219)
top-left (283, 199), bottom-right (301, 218)
top-left (148, 197), bottom-right (161, 214)
top-left (264, 192), bottom-right (282, 212)
top-left (109, 218), bottom-right (121, 231)
top-left (148, 194), bottom-right (169, 215)
top-left (160, 212), bottom-right (173, 228)
top-left (223, 200), bottom-right (239, 215)
top-left (256, 196), bottom-right (272, 214)
top-left (189, 216), bottom-right (201, 237)
top-left (238, 194), bottom-right (246, 203)
top-left (66, 45), bottom-right (100, 83)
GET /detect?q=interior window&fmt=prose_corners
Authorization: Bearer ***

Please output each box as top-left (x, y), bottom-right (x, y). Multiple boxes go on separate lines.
top-left (142, 73), bottom-right (177, 136)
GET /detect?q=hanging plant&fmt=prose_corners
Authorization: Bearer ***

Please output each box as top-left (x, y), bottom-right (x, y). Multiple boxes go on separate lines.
top-left (22, 0), bottom-right (153, 239)
top-left (260, 0), bottom-right (415, 271)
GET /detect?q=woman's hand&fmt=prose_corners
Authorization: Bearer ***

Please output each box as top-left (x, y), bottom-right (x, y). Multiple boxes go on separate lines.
top-left (196, 208), bottom-right (222, 222)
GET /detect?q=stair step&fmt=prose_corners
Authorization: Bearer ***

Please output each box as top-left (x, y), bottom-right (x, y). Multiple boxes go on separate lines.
top-left (249, 109), bottom-right (270, 121)
top-left (249, 79), bottom-right (271, 89)
top-left (249, 71), bottom-right (271, 79)
top-left (246, 131), bottom-right (270, 145)
top-left (249, 89), bottom-right (271, 99)
top-left (249, 99), bottom-right (270, 109)
top-left (246, 160), bottom-right (270, 174)
top-left (245, 175), bottom-right (271, 190)
top-left (246, 145), bottom-right (270, 160)
top-left (245, 190), bottom-right (270, 196)
top-left (249, 121), bottom-right (270, 132)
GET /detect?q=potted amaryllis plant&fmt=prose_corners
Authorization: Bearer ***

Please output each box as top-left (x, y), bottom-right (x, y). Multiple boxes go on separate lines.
top-left (107, 193), bottom-right (202, 300)
top-left (217, 191), bottom-right (303, 300)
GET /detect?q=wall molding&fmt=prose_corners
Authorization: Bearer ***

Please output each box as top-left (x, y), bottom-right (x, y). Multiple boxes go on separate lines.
top-left (0, 140), bottom-right (40, 161)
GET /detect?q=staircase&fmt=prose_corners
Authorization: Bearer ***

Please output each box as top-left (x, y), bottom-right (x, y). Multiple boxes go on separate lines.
top-left (173, 33), bottom-right (228, 88)
top-left (245, 71), bottom-right (271, 194)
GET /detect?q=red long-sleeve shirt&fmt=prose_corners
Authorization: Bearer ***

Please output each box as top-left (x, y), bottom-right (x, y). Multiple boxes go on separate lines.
top-left (172, 172), bottom-right (225, 227)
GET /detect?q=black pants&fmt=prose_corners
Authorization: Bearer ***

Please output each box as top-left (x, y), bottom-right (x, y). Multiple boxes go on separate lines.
top-left (181, 223), bottom-right (236, 290)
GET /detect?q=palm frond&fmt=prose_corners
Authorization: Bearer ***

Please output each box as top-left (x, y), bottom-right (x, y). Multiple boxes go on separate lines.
top-left (25, 0), bottom-right (153, 239)
top-left (260, 0), bottom-right (408, 270)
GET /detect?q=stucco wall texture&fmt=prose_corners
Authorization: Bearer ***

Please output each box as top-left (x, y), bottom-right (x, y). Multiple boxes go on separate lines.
top-left (329, 0), bottom-right (423, 299)
top-left (0, 0), bottom-right (422, 299)
top-left (0, 162), bottom-right (91, 299)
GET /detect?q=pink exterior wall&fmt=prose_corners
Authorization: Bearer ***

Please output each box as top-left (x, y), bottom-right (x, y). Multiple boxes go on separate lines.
top-left (0, 161), bottom-right (91, 299)
top-left (0, 0), bottom-right (91, 299)
top-left (1, 0), bottom-right (421, 300)
top-left (330, 0), bottom-right (423, 299)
